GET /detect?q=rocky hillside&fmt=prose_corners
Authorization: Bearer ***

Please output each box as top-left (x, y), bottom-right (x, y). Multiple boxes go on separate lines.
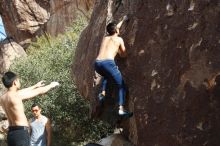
top-left (0, 0), bottom-right (94, 47)
top-left (73, 0), bottom-right (220, 146)
top-left (0, 0), bottom-right (94, 75)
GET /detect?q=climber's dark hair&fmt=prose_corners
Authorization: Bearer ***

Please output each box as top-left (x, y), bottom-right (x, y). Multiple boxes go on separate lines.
top-left (106, 22), bottom-right (117, 35)
top-left (2, 71), bottom-right (17, 88)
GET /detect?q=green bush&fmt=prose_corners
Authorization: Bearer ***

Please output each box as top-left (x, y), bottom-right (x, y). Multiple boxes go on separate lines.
top-left (10, 17), bottom-right (112, 146)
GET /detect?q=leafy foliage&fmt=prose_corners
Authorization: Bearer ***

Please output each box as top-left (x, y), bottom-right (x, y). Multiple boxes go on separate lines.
top-left (10, 17), bottom-right (112, 146)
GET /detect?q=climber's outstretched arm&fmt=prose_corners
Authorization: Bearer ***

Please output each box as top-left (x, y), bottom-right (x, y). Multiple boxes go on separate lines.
top-left (116, 15), bottom-right (128, 29)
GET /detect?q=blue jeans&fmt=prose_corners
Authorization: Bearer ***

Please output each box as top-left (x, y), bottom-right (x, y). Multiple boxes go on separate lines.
top-left (94, 59), bottom-right (125, 105)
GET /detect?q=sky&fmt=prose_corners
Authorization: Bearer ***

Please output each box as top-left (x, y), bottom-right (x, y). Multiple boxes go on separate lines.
top-left (0, 16), bottom-right (6, 40)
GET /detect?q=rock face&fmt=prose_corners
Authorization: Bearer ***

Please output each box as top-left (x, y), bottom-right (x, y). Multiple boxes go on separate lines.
top-left (0, 38), bottom-right (27, 74)
top-left (0, 0), bottom-right (94, 47)
top-left (47, 0), bottom-right (94, 36)
top-left (73, 0), bottom-right (220, 146)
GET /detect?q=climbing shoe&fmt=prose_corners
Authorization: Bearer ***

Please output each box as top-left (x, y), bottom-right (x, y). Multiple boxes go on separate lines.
top-left (98, 93), bottom-right (105, 101)
top-left (118, 110), bottom-right (133, 118)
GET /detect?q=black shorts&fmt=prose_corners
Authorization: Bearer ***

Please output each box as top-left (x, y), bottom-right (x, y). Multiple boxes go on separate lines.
top-left (7, 126), bottom-right (30, 146)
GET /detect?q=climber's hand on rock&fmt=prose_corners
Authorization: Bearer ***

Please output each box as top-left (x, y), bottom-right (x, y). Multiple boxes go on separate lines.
top-left (123, 15), bottom-right (129, 22)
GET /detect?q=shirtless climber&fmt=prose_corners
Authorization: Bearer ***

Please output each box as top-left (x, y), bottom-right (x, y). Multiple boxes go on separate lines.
top-left (0, 71), bottom-right (59, 146)
top-left (94, 16), bottom-right (133, 117)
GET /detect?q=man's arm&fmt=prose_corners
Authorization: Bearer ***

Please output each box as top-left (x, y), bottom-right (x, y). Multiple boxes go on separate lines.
top-left (19, 81), bottom-right (45, 93)
top-left (45, 119), bottom-right (52, 146)
top-left (18, 82), bottom-right (59, 100)
top-left (116, 15), bottom-right (128, 29)
top-left (119, 38), bottom-right (127, 57)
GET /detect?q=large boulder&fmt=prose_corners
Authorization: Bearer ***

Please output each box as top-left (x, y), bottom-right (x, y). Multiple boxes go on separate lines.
top-left (97, 134), bottom-right (133, 146)
top-left (0, 0), bottom-right (94, 48)
top-left (0, 38), bottom-right (26, 74)
top-left (73, 0), bottom-right (220, 146)
top-left (46, 0), bottom-right (94, 36)
top-left (0, 0), bottom-right (50, 47)
top-left (0, 132), bottom-right (7, 146)
top-left (0, 101), bottom-right (8, 146)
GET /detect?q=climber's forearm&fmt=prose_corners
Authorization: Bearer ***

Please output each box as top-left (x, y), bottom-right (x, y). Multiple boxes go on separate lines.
top-left (116, 20), bottom-right (124, 29)
top-left (117, 15), bottom-right (128, 29)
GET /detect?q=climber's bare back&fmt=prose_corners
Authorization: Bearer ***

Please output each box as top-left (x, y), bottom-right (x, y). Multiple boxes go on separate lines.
top-left (96, 35), bottom-right (125, 60)
top-left (0, 91), bottom-right (28, 127)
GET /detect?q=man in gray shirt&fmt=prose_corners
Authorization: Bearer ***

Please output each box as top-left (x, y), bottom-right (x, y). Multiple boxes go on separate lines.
top-left (30, 103), bottom-right (51, 146)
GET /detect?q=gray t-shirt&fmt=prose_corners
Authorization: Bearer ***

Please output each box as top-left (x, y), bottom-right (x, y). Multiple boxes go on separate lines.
top-left (30, 115), bottom-right (48, 146)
